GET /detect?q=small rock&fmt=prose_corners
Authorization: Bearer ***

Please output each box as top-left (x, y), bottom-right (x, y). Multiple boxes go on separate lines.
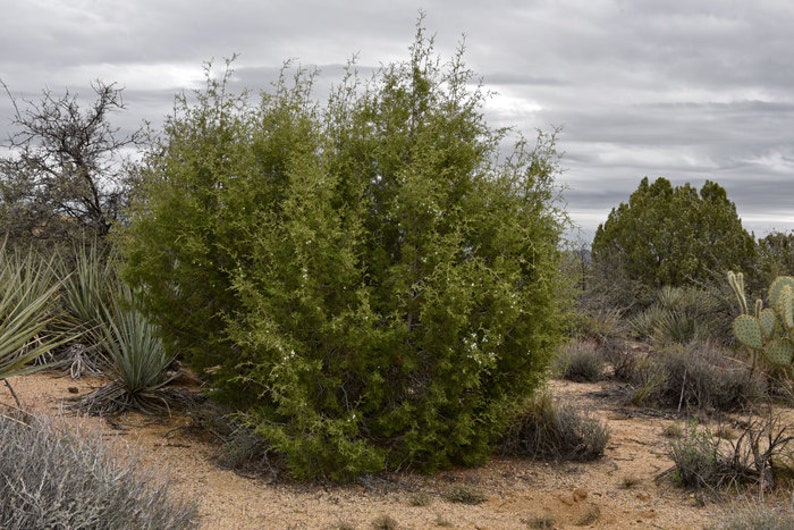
top-left (573, 488), bottom-right (588, 502)
top-left (67, 387), bottom-right (79, 394)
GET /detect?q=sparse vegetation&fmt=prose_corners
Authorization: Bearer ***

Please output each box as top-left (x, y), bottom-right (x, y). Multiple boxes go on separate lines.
top-left (618, 475), bottom-right (641, 489)
top-left (622, 342), bottom-right (765, 411)
top-left (371, 514), bottom-right (400, 529)
top-left (442, 483), bottom-right (488, 505)
top-left (554, 341), bottom-right (604, 382)
top-left (408, 492), bottom-right (432, 507)
top-left (575, 505), bottom-right (601, 526)
top-left (714, 502), bottom-right (794, 530)
top-left (663, 422), bottom-right (684, 439)
top-left (500, 391), bottom-right (609, 462)
top-left (0, 413), bottom-right (197, 529)
top-left (666, 415), bottom-right (794, 491)
top-left (525, 514), bottom-right (556, 529)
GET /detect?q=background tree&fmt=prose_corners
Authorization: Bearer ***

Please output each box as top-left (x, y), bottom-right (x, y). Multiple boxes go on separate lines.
top-left (122, 29), bottom-right (567, 480)
top-left (756, 231), bottom-right (794, 284)
top-left (0, 80), bottom-right (141, 244)
top-left (591, 177), bottom-right (756, 298)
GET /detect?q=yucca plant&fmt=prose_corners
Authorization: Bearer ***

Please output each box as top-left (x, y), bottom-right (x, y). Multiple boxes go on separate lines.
top-left (56, 243), bottom-right (117, 331)
top-left (0, 246), bottom-right (74, 406)
top-left (54, 243), bottom-right (118, 376)
top-left (74, 284), bottom-right (181, 414)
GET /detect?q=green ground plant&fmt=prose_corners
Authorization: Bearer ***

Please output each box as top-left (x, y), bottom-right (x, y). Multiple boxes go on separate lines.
top-left (630, 285), bottom-right (734, 346)
top-left (52, 242), bottom-right (118, 377)
top-left (121, 22), bottom-right (567, 480)
top-left (72, 284), bottom-right (181, 415)
top-left (0, 246), bottom-right (72, 391)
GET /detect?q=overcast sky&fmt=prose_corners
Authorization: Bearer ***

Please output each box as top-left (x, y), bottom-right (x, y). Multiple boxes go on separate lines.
top-left (1, 0), bottom-right (792, 242)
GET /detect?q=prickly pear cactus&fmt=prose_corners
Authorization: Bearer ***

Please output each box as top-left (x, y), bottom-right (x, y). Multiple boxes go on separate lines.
top-left (765, 339), bottom-right (794, 366)
top-left (733, 314), bottom-right (763, 350)
top-left (758, 308), bottom-right (778, 340)
top-left (728, 272), bottom-right (794, 373)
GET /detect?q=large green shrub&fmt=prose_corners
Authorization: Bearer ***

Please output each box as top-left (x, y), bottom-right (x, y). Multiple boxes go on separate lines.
top-left (121, 28), bottom-right (567, 479)
top-left (592, 177), bottom-right (756, 293)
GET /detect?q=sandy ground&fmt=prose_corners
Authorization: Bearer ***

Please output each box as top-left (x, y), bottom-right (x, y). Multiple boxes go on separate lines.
top-left (0, 371), bottom-right (770, 529)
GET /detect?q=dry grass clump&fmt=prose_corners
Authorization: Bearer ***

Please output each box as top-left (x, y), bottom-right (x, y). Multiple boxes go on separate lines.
top-left (554, 341), bottom-right (604, 382)
top-left (0, 413), bottom-right (197, 529)
top-left (623, 343), bottom-right (765, 412)
top-left (371, 514), bottom-right (400, 529)
top-left (441, 483), bottom-right (488, 505)
top-left (712, 501), bottom-right (794, 530)
top-left (665, 414), bottom-right (794, 492)
top-left (524, 514), bottom-right (556, 529)
top-left (500, 391), bottom-right (609, 462)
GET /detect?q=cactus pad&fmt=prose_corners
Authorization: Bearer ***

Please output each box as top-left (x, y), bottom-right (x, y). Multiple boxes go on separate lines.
top-left (769, 276), bottom-right (794, 307)
top-left (764, 339), bottom-right (794, 366)
top-left (733, 314), bottom-right (763, 350)
top-left (758, 308), bottom-right (778, 340)
top-left (774, 284), bottom-right (794, 329)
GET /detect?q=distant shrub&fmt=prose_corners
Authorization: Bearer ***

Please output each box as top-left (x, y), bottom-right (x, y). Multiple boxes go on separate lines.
top-left (626, 343), bottom-right (765, 411)
top-left (592, 177), bottom-right (756, 291)
top-left (500, 392), bottom-right (609, 462)
top-left (554, 341), bottom-right (604, 382)
top-left (667, 415), bottom-right (794, 491)
top-left (601, 343), bottom-right (642, 383)
top-left (630, 286), bottom-right (734, 346)
top-left (572, 307), bottom-right (626, 346)
top-left (0, 414), bottom-right (197, 529)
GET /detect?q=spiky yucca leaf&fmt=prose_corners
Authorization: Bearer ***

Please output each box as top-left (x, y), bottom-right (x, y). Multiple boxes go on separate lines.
top-left (100, 292), bottom-right (176, 394)
top-left (0, 249), bottom-right (71, 380)
top-left (75, 285), bottom-right (180, 414)
top-left (57, 243), bottom-right (117, 331)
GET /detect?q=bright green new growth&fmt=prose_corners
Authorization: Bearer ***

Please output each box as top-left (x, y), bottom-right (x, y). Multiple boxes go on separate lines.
top-left (121, 24), bottom-right (567, 480)
top-left (728, 272), bottom-right (794, 370)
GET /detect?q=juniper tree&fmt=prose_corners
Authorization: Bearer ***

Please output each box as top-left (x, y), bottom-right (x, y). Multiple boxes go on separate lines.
top-left (122, 28), bottom-right (567, 480)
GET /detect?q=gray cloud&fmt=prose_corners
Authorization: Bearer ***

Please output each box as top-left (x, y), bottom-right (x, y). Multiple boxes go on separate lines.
top-left (2, 0), bottom-right (792, 241)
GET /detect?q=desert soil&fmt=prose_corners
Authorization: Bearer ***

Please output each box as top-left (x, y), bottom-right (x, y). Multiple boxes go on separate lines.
top-left (0, 372), bottom-right (763, 529)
